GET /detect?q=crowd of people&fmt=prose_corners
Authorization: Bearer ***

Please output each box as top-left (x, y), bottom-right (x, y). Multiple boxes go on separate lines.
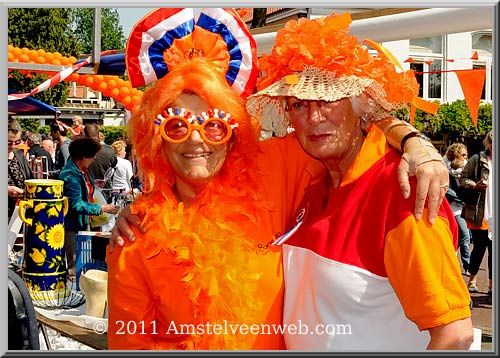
top-left (7, 115), bottom-right (140, 280)
top-left (7, 7), bottom-right (493, 352)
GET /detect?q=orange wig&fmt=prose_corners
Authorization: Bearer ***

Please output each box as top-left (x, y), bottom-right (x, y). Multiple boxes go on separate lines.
top-left (129, 58), bottom-right (259, 196)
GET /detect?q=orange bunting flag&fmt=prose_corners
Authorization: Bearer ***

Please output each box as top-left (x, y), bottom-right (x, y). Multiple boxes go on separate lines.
top-left (454, 68), bottom-right (486, 128)
top-left (409, 97), bottom-right (440, 124)
top-left (409, 104), bottom-right (417, 125)
top-left (470, 51), bottom-right (479, 60)
top-left (404, 57), bottom-right (415, 63)
top-left (446, 59), bottom-right (455, 62)
top-left (424, 60), bottom-right (433, 66)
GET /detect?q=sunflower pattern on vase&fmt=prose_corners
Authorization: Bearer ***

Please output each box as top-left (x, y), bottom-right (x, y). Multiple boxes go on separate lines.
top-left (19, 179), bottom-right (70, 301)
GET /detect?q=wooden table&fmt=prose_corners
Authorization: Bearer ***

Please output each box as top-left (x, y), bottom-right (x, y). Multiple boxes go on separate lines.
top-left (36, 312), bottom-right (108, 350)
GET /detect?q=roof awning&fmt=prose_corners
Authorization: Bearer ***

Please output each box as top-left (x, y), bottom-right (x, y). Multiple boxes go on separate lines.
top-left (8, 89), bottom-right (58, 115)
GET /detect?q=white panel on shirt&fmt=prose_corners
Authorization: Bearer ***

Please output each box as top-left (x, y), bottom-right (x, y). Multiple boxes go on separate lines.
top-left (282, 244), bottom-right (430, 351)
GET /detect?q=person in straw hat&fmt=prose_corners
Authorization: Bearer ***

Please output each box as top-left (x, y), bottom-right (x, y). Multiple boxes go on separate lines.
top-left (107, 8), bottom-right (452, 350)
top-left (246, 12), bottom-right (473, 350)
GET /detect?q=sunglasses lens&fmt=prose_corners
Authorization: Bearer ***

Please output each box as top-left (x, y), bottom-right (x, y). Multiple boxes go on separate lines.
top-left (203, 120), bottom-right (229, 143)
top-left (164, 118), bottom-right (189, 140)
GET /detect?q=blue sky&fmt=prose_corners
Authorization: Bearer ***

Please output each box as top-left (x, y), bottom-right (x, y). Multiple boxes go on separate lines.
top-left (117, 8), bottom-right (202, 37)
top-left (116, 8), bottom-right (153, 37)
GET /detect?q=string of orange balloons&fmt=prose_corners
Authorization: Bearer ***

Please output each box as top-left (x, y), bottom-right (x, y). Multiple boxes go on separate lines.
top-left (8, 45), bottom-right (143, 112)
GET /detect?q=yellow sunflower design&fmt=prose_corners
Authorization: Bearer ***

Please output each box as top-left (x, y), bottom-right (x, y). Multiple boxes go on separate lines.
top-left (52, 184), bottom-right (63, 198)
top-left (46, 201), bottom-right (63, 218)
top-left (46, 224), bottom-right (65, 250)
top-left (51, 280), bottom-right (67, 291)
top-left (26, 184), bottom-right (37, 197)
top-left (34, 202), bottom-right (47, 213)
top-left (29, 248), bottom-right (47, 266)
top-left (35, 222), bottom-right (46, 236)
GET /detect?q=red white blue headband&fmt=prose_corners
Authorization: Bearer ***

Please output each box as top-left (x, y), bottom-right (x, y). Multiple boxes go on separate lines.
top-left (126, 8), bottom-right (258, 98)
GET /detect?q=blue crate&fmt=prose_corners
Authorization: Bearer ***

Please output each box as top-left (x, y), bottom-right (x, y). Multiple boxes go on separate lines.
top-left (75, 234), bottom-right (107, 290)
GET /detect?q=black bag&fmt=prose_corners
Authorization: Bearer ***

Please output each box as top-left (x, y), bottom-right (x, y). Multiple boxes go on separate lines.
top-left (457, 186), bottom-right (481, 206)
top-left (8, 269), bottom-right (40, 350)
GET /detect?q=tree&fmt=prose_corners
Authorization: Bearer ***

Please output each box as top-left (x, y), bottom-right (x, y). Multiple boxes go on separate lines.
top-left (70, 8), bottom-right (126, 54)
top-left (8, 8), bottom-right (81, 106)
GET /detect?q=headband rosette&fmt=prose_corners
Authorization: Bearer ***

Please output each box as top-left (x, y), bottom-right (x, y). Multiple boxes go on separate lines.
top-left (126, 8), bottom-right (258, 99)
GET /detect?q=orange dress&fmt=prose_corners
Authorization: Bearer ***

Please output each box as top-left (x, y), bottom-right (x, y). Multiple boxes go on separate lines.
top-left (106, 135), bottom-right (324, 350)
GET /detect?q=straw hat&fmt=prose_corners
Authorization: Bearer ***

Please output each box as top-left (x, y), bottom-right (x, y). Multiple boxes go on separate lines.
top-left (246, 12), bottom-right (419, 137)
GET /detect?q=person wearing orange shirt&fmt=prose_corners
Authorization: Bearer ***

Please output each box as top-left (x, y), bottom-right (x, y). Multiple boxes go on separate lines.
top-left (247, 12), bottom-right (472, 350)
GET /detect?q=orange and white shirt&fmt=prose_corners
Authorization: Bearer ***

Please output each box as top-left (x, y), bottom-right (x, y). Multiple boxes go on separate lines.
top-left (281, 126), bottom-right (470, 351)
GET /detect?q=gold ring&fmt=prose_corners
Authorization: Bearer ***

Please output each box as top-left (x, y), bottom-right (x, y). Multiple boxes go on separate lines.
top-left (440, 183), bottom-right (449, 189)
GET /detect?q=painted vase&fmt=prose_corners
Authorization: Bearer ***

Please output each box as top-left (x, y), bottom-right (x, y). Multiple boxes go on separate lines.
top-left (19, 179), bottom-right (69, 300)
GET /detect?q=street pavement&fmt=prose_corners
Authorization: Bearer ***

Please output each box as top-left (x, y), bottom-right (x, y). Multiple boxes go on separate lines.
top-left (463, 249), bottom-right (493, 351)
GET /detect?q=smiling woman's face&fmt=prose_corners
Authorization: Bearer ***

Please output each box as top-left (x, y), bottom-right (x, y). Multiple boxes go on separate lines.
top-left (164, 93), bottom-right (231, 190)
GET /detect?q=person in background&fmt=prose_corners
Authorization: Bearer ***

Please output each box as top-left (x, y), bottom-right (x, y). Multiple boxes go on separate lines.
top-left (49, 121), bottom-right (72, 178)
top-left (8, 117), bottom-right (33, 221)
top-left (58, 137), bottom-right (119, 280)
top-left (444, 142), bottom-right (471, 275)
top-left (70, 115), bottom-right (84, 138)
top-left (83, 123), bottom-right (118, 199)
top-left (247, 12), bottom-right (472, 350)
top-left (41, 138), bottom-right (56, 166)
top-left (460, 130), bottom-right (493, 295)
top-left (26, 132), bottom-right (53, 176)
top-left (15, 133), bottom-right (30, 156)
top-left (110, 140), bottom-right (133, 193)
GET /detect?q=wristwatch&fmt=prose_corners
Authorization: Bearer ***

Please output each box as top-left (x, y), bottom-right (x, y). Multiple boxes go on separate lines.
top-left (400, 131), bottom-right (431, 152)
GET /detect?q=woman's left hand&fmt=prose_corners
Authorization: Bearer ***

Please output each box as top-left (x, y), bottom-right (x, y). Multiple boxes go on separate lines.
top-left (397, 138), bottom-right (448, 224)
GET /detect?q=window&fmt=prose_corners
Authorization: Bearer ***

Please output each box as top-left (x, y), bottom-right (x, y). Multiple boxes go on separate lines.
top-left (410, 59), bottom-right (442, 100)
top-left (409, 36), bottom-right (444, 101)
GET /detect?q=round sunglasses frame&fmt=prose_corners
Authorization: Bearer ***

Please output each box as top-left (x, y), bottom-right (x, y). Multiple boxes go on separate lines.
top-left (159, 115), bottom-right (233, 145)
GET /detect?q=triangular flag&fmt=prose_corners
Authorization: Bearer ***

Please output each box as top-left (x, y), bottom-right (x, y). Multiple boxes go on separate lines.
top-left (470, 51), bottom-right (479, 60)
top-left (404, 57), bottom-right (415, 63)
top-left (446, 59), bottom-right (455, 62)
top-left (409, 97), bottom-right (439, 125)
top-left (424, 60), bottom-right (433, 66)
top-left (411, 96), bottom-right (440, 114)
top-left (409, 104), bottom-right (417, 125)
top-left (454, 68), bottom-right (486, 128)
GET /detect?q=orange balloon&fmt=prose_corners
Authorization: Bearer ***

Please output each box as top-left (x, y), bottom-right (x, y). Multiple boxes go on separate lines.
top-left (110, 88), bottom-right (120, 98)
top-left (121, 96), bottom-right (132, 106)
top-left (12, 47), bottom-right (22, 58)
top-left (119, 86), bottom-right (130, 97)
top-left (28, 50), bottom-right (38, 61)
top-left (107, 79), bottom-right (117, 89)
top-left (98, 82), bottom-right (108, 92)
top-left (94, 75), bottom-right (104, 84)
top-left (85, 76), bottom-right (94, 87)
top-left (116, 78), bottom-right (125, 87)
top-left (132, 95), bottom-right (142, 106)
